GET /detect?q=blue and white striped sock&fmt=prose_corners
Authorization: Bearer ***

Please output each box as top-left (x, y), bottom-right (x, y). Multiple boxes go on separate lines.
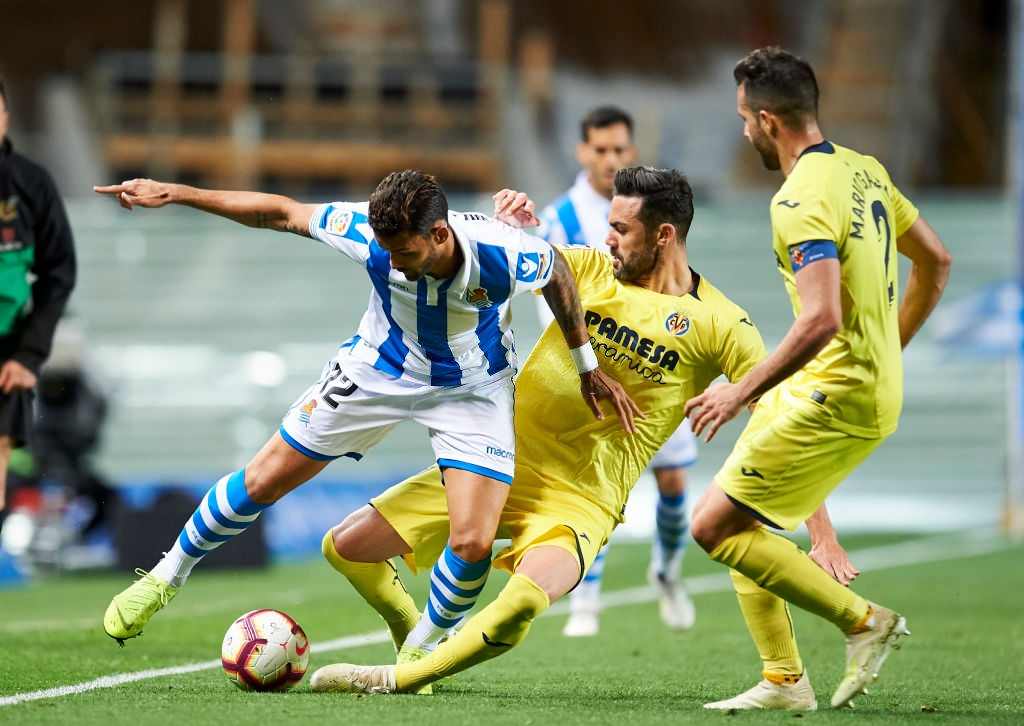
top-left (404, 544), bottom-right (490, 651)
top-left (150, 470), bottom-right (268, 588)
top-left (653, 492), bottom-right (688, 579)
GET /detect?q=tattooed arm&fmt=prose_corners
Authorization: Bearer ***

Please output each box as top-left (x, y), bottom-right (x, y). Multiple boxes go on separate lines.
top-left (93, 179), bottom-right (318, 237)
top-left (543, 246), bottom-right (644, 432)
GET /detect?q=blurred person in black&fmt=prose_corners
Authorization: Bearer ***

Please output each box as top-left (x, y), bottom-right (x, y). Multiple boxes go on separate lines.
top-left (0, 79), bottom-right (77, 523)
top-left (29, 320), bottom-right (114, 540)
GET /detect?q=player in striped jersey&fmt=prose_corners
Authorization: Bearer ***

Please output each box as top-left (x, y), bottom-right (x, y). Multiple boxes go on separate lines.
top-left (93, 170), bottom-right (640, 648)
top-left (686, 47), bottom-right (951, 711)
top-left (539, 106), bottom-right (699, 636)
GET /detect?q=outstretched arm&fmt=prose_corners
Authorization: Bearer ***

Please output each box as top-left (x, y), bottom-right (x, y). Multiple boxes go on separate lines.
top-left (93, 179), bottom-right (319, 237)
top-left (896, 215), bottom-right (952, 348)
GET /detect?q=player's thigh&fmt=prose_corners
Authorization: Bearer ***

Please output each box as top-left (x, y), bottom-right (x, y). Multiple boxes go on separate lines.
top-left (280, 368), bottom-right (404, 460)
top-left (496, 483), bottom-right (613, 599)
top-left (717, 399), bottom-right (881, 530)
top-left (442, 468), bottom-right (510, 548)
top-left (371, 466), bottom-right (452, 576)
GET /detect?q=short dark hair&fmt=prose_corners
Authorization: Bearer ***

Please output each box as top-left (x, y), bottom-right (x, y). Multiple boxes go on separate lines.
top-left (733, 46), bottom-right (818, 130)
top-left (0, 80), bottom-right (7, 107)
top-left (367, 170), bottom-right (449, 238)
top-left (580, 105), bottom-right (633, 142)
top-left (613, 166), bottom-right (694, 241)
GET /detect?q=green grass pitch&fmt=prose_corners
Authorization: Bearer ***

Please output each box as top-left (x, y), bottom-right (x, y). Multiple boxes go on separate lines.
top-left (1, 532), bottom-right (1022, 725)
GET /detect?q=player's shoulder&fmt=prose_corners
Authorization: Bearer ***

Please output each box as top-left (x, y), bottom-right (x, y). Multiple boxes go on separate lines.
top-left (313, 201), bottom-right (372, 240)
top-left (694, 273), bottom-right (755, 324)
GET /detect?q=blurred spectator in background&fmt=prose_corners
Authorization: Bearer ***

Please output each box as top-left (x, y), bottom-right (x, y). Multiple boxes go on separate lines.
top-left (0, 79), bottom-right (77, 525)
top-left (12, 319), bottom-right (114, 539)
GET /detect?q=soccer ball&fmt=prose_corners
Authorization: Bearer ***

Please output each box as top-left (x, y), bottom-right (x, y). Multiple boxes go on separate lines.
top-left (221, 609), bottom-right (310, 692)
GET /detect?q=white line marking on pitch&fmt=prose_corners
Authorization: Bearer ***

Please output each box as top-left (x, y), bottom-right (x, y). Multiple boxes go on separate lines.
top-left (0, 531), bottom-right (1012, 707)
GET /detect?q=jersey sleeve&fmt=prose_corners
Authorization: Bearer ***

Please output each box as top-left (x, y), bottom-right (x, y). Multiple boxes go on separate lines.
top-left (716, 308), bottom-right (768, 384)
top-left (457, 212), bottom-right (558, 297)
top-left (776, 190), bottom-right (840, 248)
top-left (559, 246), bottom-right (612, 299)
top-left (890, 183), bottom-right (920, 237)
top-left (308, 201), bottom-right (374, 263)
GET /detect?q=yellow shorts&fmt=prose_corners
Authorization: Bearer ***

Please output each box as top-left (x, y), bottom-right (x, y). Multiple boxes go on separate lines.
top-left (715, 386), bottom-right (884, 531)
top-left (371, 464), bottom-right (613, 586)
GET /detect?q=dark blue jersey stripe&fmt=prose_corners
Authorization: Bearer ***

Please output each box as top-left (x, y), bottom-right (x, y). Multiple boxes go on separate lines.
top-left (416, 276), bottom-right (463, 386)
top-left (475, 243), bottom-right (513, 375)
top-left (366, 242), bottom-right (409, 378)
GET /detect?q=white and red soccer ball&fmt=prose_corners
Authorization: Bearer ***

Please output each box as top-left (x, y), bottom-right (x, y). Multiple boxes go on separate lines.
top-left (221, 609), bottom-right (310, 692)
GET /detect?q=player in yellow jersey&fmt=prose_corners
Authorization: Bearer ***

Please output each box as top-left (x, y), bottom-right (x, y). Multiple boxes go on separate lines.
top-left (306, 167), bottom-right (781, 695)
top-left (685, 47), bottom-right (952, 711)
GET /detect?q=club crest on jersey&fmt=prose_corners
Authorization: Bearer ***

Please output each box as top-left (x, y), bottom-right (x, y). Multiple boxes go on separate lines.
top-left (466, 287), bottom-right (492, 308)
top-left (0, 196), bottom-right (18, 222)
top-left (666, 312), bottom-right (690, 336)
top-left (299, 398), bottom-right (317, 426)
top-left (326, 209), bottom-right (354, 236)
top-left (515, 251), bottom-right (546, 283)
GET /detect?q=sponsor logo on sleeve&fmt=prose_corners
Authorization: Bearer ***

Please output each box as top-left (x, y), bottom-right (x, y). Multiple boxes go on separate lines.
top-left (326, 209), bottom-right (354, 236)
top-left (515, 252), bottom-right (541, 282)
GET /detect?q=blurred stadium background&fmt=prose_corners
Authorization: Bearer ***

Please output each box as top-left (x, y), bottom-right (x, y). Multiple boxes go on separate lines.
top-left (0, 0), bottom-right (1018, 576)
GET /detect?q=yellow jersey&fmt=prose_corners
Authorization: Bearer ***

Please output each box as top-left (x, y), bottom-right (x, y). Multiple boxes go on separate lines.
top-left (513, 247), bottom-right (766, 524)
top-left (770, 141), bottom-right (919, 438)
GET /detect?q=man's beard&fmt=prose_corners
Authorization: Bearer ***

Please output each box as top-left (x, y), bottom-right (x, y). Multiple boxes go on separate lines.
top-left (614, 234), bottom-right (660, 282)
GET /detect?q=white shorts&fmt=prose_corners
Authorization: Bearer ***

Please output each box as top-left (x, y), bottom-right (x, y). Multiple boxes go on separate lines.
top-left (648, 419), bottom-right (698, 470)
top-left (280, 357), bottom-right (517, 483)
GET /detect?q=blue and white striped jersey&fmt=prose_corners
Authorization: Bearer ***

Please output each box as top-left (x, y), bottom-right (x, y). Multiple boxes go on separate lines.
top-left (309, 202), bottom-right (556, 391)
top-left (537, 170), bottom-right (612, 252)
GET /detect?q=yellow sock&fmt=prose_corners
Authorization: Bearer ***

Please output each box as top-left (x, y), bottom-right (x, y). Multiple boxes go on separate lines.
top-left (395, 573), bottom-right (550, 692)
top-left (710, 527), bottom-right (869, 631)
top-left (321, 530), bottom-right (419, 650)
top-left (730, 569), bottom-right (803, 680)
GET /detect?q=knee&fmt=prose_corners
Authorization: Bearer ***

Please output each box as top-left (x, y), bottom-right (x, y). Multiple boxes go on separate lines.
top-left (447, 531), bottom-right (493, 563)
top-left (330, 508), bottom-right (376, 562)
top-left (689, 513), bottom-right (719, 553)
top-left (242, 464), bottom-right (284, 505)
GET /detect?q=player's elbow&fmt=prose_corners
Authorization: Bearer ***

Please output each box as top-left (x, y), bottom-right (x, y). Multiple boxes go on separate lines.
top-left (804, 309), bottom-right (841, 348)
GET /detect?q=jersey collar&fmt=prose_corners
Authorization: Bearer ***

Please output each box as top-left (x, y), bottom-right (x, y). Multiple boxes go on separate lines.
top-left (799, 140), bottom-right (835, 157)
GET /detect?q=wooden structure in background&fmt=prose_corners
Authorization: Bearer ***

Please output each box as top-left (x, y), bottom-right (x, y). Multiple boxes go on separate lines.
top-left (88, 0), bottom-right (509, 193)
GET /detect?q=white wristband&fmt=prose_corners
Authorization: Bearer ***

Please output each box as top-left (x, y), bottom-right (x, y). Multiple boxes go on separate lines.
top-left (570, 342), bottom-right (599, 374)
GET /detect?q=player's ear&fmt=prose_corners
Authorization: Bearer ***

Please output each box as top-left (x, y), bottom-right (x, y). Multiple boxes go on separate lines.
top-left (432, 221), bottom-right (449, 245)
top-left (657, 222), bottom-right (675, 247)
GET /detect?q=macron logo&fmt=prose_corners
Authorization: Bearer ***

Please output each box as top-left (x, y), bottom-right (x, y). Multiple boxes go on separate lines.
top-left (487, 446), bottom-right (515, 460)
